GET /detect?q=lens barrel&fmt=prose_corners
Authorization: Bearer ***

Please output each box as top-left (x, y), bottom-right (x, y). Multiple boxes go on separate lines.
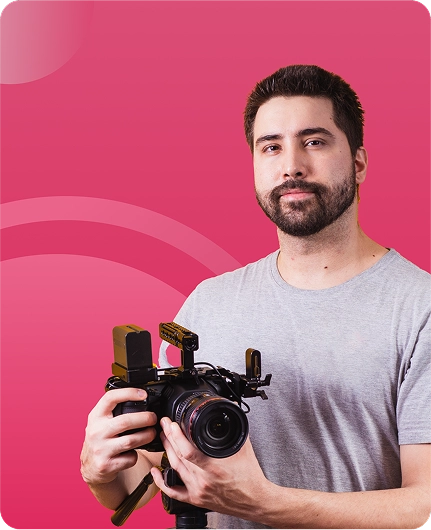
top-left (176, 392), bottom-right (248, 458)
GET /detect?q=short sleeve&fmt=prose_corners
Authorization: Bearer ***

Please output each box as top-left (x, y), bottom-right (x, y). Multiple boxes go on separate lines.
top-left (397, 313), bottom-right (431, 444)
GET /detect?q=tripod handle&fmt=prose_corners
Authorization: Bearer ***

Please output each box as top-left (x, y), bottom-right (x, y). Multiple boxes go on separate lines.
top-left (111, 472), bottom-right (154, 527)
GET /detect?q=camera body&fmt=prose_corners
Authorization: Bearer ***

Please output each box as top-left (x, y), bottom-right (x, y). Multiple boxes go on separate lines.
top-left (106, 322), bottom-right (271, 458)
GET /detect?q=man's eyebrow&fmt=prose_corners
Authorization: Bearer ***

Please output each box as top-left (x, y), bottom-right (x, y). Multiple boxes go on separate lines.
top-left (254, 133), bottom-right (283, 147)
top-left (295, 127), bottom-right (336, 139)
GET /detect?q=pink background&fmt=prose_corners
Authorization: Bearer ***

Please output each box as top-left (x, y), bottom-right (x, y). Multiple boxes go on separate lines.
top-left (1, 1), bottom-right (430, 528)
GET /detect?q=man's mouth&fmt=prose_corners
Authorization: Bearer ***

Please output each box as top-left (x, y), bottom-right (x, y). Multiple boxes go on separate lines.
top-left (280, 189), bottom-right (315, 201)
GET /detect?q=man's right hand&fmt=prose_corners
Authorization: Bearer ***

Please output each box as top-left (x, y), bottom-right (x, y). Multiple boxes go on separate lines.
top-left (80, 388), bottom-right (158, 486)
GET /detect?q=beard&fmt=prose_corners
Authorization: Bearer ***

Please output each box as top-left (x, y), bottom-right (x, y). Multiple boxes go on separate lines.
top-left (255, 165), bottom-right (357, 237)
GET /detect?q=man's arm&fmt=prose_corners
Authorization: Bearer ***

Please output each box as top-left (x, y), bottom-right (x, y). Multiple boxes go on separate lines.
top-left (152, 418), bottom-right (430, 529)
top-left (80, 388), bottom-right (162, 510)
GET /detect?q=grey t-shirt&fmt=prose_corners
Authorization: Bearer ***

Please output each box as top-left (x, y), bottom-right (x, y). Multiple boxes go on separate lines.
top-left (158, 249), bottom-right (431, 529)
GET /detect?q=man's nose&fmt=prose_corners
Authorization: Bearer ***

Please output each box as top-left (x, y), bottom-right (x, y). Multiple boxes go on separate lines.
top-left (282, 149), bottom-right (307, 179)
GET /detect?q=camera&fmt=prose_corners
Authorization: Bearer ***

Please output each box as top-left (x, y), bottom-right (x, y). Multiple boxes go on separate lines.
top-left (105, 322), bottom-right (272, 458)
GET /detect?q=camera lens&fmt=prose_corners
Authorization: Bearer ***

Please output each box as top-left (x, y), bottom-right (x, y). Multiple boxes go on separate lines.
top-left (176, 392), bottom-right (248, 458)
top-left (208, 414), bottom-right (230, 438)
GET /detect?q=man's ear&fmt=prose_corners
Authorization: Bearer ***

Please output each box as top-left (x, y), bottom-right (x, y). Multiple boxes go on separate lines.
top-left (355, 147), bottom-right (368, 184)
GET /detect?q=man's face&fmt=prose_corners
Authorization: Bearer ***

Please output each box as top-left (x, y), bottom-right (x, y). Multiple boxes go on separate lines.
top-left (253, 96), bottom-right (362, 237)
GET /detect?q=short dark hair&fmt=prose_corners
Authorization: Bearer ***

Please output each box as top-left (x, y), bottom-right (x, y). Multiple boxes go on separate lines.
top-left (244, 65), bottom-right (364, 156)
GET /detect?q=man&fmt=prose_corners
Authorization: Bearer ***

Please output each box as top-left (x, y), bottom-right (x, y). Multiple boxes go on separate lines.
top-left (80, 65), bottom-right (430, 528)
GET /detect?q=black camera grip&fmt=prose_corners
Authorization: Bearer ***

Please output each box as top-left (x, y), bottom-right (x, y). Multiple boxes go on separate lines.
top-left (113, 400), bottom-right (149, 438)
top-left (113, 400), bottom-right (148, 416)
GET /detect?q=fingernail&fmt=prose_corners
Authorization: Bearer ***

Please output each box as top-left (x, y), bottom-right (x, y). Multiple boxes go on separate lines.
top-left (137, 389), bottom-right (146, 398)
top-left (160, 417), bottom-right (170, 431)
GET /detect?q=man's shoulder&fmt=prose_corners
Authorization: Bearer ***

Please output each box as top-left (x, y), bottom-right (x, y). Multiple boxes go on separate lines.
top-left (194, 251), bottom-right (277, 293)
top-left (171, 251), bottom-right (278, 336)
top-left (383, 249), bottom-right (430, 284)
top-left (372, 249), bottom-right (430, 310)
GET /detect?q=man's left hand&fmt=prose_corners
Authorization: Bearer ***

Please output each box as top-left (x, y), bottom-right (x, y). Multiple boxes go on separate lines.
top-left (150, 417), bottom-right (269, 519)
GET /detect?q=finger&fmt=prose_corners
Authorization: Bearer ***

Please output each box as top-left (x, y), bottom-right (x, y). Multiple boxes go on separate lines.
top-left (90, 388), bottom-right (148, 419)
top-left (163, 420), bottom-right (207, 467)
top-left (104, 447), bottom-right (140, 473)
top-left (84, 423), bottom-right (158, 471)
top-left (80, 437), bottom-right (140, 484)
top-left (150, 466), bottom-right (190, 504)
top-left (157, 428), bottom-right (194, 486)
top-left (159, 430), bottom-right (186, 472)
top-left (112, 426), bottom-right (158, 453)
top-left (159, 419), bottom-right (186, 465)
top-left (108, 410), bottom-right (158, 437)
top-left (160, 418), bottom-right (186, 455)
top-left (82, 448), bottom-right (139, 484)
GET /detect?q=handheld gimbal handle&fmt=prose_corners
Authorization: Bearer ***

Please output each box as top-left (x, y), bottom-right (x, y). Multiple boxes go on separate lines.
top-left (111, 472), bottom-right (154, 527)
top-left (110, 453), bottom-right (208, 529)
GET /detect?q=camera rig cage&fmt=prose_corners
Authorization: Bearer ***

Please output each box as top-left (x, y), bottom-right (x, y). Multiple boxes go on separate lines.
top-left (108, 322), bottom-right (271, 401)
top-left (107, 322), bottom-right (272, 528)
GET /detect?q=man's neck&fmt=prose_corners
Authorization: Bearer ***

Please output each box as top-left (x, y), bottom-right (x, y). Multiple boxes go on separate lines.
top-left (276, 215), bottom-right (388, 290)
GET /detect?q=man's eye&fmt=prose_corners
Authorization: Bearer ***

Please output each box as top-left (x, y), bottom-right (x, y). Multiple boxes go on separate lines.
top-left (263, 145), bottom-right (280, 153)
top-left (306, 140), bottom-right (323, 147)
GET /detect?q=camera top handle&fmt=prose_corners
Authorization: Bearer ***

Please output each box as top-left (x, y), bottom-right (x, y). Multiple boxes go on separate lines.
top-left (159, 322), bottom-right (199, 370)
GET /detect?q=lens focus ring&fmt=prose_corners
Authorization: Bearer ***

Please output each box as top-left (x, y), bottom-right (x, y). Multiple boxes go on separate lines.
top-left (176, 392), bottom-right (248, 458)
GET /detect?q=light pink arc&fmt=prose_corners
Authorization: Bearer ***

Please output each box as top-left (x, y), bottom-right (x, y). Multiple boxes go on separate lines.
top-left (0, 196), bottom-right (241, 274)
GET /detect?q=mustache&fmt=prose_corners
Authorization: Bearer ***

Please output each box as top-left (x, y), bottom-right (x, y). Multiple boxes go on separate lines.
top-left (270, 179), bottom-right (325, 200)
